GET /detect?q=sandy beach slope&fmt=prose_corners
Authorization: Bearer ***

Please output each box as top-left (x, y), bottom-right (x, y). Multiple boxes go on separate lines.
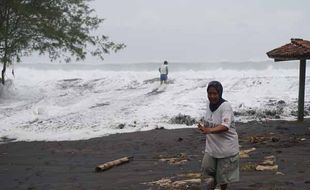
top-left (1, 119), bottom-right (310, 190)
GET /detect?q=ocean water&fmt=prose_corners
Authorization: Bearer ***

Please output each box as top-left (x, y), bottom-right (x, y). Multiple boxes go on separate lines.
top-left (0, 61), bottom-right (309, 142)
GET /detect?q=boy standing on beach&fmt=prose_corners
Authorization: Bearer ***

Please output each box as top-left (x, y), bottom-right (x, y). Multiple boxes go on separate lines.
top-left (198, 81), bottom-right (239, 190)
top-left (159, 60), bottom-right (168, 84)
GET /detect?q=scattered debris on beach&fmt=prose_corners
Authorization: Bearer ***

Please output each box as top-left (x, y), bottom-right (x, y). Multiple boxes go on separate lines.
top-left (95, 156), bottom-right (133, 172)
top-left (158, 153), bottom-right (189, 165)
top-left (256, 155), bottom-right (279, 172)
top-left (169, 114), bottom-right (197, 126)
top-left (248, 133), bottom-right (282, 144)
top-left (144, 172), bottom-right (201, 190)
top-left (257, 186), bottom-right (287, 190)
top-left (155, 126), bottom-right (165, 130)
top-left (116, 121), bottom-right (137, 129)
top-left (239, 147), bottom-right (256, 158)
top-left (239, 148), bottom-right (283, 174)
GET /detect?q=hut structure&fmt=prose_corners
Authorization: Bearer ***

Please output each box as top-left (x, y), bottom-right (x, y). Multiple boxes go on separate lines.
top-left (267, 38), bottom-right (310, 121)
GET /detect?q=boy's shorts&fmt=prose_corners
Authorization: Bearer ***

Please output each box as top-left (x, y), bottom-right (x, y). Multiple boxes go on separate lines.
top-left (160, 74), bottom-right (167, 81)
top-left (201, 152), bottom-right (239, 185)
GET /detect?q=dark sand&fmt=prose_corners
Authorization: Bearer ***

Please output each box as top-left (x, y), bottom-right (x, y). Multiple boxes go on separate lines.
top-left (1, 119), bottom-right (310, 190)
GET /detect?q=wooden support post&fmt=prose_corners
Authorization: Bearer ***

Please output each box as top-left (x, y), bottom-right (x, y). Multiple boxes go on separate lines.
top-left (298, 60), bottom-right (306, 121)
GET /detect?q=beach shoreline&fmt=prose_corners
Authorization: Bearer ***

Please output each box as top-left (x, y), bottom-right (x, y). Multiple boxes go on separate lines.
top-left (1, 119), bottom-right (310, 190)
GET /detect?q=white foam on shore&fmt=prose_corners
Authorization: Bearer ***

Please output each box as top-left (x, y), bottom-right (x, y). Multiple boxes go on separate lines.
top-left (0, 63), bottom-right (309, 141)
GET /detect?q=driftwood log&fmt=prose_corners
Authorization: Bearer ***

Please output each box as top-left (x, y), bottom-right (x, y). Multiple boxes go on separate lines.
top-left (95, 156), bottom-right (133, 172)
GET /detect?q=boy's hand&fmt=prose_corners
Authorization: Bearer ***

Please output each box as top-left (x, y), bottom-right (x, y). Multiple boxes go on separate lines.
top-left (197, 123), bottom-right (204, 131)
top-left (197, 123), bottom-right (212, 134)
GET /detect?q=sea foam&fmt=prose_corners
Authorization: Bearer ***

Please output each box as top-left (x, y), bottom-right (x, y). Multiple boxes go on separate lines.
top-left (0, 61), bottom-right (309, 141)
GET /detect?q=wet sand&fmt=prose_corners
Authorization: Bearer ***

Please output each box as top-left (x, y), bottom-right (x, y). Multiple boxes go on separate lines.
top-left (1, 119), bottom-right (310, 190)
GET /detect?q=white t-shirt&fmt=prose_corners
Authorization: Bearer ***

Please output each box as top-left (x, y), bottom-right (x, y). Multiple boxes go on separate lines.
top-left (204, 101), bottom-right (239, 158)
top-left (159, 64), bottom-right (168, 74)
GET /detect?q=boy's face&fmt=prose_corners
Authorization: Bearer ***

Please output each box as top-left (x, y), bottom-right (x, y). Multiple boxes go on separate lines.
top-left (207, 86), bottom-right (220, 104)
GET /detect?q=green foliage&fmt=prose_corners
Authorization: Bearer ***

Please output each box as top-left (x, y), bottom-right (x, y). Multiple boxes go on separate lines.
top-left (0, 0), bottom-right (125, 65)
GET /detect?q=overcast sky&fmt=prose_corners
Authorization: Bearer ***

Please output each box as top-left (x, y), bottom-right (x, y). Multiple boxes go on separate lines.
top-left (24, 0), bottom-right (310, 63)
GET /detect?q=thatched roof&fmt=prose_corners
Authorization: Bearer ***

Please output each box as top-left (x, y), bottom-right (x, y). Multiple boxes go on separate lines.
top-left (267, 38), bottom-right (310, 61)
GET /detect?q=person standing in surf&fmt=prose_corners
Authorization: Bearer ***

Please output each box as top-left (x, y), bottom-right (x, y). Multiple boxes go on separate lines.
top-left (159, 60), bottom-right (168, 85)
top-left (198, 81), bottom-right (239, 190)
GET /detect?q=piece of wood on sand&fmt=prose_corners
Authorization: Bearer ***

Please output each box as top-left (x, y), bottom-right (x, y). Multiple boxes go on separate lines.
top-left (95, 156), bottom-right (133, 172)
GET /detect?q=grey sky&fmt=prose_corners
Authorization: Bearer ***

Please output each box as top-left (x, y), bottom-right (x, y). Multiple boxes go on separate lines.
top-left (25, 0), bottom-right (310, 63)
